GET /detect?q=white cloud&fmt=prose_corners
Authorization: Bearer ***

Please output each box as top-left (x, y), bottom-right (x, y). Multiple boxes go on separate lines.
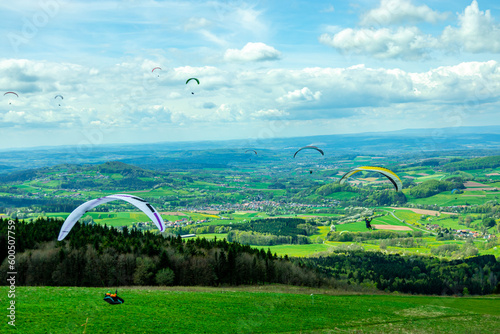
top-left (251, 109), bottom-right (289, 119)
top-left (1, 110), bottom-right (26, 124)
top-left (322, 1), bottom-right (500, 59)
top-left (199, 29), bottom-right (228, 46)
top-left (184, 17), bottom-right (211, 31)
top-left (277, 87), bottom-right (321, 104)
top-left (234, 7), bottom-right (266, 35)
top-left (360, 0), bottom-right (448, 26)
top-left (1, 56), bottom-right (500, 144)
top-left (212, 103), bottom-right (244, 122)
top-left (224, 42), bottom-right (281, 62)
top-left (321, 5), bottom-right (335, 13)
top-left (319, 27), bottom-right (438, 60)
top-left (441, 0), bottom-right (500, 53)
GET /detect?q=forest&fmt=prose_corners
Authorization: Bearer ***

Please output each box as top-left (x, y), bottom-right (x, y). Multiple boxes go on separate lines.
top-left (303, 251), bottom-right (499, 295)
top-left (0, 218), bottom-right (323, 288)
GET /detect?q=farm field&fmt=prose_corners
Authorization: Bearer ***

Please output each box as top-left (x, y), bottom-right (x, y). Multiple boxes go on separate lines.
top-left (406, 191), bottom-right (499, 206)
top-left (1, 286), bottom-right (498, 334)
top-left (266, 243), bottom-right (332, 257)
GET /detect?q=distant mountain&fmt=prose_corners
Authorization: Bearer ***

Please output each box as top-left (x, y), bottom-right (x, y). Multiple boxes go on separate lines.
top-left (96, 161), bottom-right (146, 174)
top-left (0, 125), bottom-right (498, 172)
top-left (0, 164), bottom-right (14, 172)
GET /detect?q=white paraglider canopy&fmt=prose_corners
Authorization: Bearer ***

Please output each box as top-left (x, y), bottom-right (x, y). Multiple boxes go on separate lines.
top-left (57, 194), bottom-right (164, 241)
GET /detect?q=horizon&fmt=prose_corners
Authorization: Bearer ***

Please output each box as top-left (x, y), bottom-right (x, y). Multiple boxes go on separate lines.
top-left (1, 123), bottom-right (500, 153)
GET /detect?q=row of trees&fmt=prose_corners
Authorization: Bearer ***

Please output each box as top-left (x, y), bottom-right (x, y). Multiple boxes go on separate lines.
top-left (407, 179), bottom-right (464, 198)
top-left (232, 218), bottom-right (317, 237)
top-left (327, 230), bottom-right (423, 242)
top-left (441, 156), bottom-right (500, 172)
top-left (227, 230), bottom-right (311, 246)
top-left (312, 183), bottom-right (408, 206)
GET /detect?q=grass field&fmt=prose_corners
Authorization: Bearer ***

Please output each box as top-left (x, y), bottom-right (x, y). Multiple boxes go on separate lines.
top-left (1, 286), bottom-right (498, 334)
top-left (266, 243), bottom-right (332, 257)
top-left (334, 215), bottom-right (412, 232)
top-left (184, 233), bottom-right (228, 241)
top-left (406, 191), bottom-right (499, 206)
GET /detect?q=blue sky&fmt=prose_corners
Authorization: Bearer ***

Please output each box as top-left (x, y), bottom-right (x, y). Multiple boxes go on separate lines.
top-left (1, 0), bottom-right (500, 149)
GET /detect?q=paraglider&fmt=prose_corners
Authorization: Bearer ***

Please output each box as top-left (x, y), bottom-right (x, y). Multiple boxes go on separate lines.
top-left (245, 149), bottom-right (257, 160)
top-left (57, 194), bottom-right (164, 241)
top-left (293, 146), bottom-right (324, 158)
top-left (104, 290), bottom-right (124, 305)
top-left (152, 67), bottom-right (162, 77)
top-left (186, 78), bottom-right (199, 94)
top-left (293, 146), bottom-right (324, 174)
top-left (4, 92), bottom-right (18, 104)
top-left (339, 166), bottom-right (402, 192)
top-left (365, 217), bottom-right (373, 230)
top-left (54, 95), bottom-right (63, 106)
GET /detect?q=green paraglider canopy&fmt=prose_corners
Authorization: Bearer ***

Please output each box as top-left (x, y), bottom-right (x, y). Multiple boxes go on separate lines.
top-left (186, 78), bottom-right (200, 94)
top-left (186, 78), bottom-right (199, 85)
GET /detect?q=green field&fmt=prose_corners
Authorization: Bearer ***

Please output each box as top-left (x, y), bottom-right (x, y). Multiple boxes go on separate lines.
top-left (266, 243), bottom-right (332, 257)
top-left (406, 191), bottom-right (499, 206)
top-left (184, 233), bottom-right (228, 240)
top-left (1, 286), bottom-right (498, 334)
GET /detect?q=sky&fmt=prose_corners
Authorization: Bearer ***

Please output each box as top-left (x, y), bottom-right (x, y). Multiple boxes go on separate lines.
top-left (1, 0), bottom-right (500, 149)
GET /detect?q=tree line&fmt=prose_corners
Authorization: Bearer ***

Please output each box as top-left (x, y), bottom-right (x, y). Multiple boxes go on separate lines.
top-left (224, 218), bottom-right (317, 246)
top-left (441, 155), bottom-right (500, 172)
top-left (309, 183), bottom-right (408, 206)
top-left (407, 179), bottom-right (464, 198)
top-left (227, 230), bottom-right (311, 246)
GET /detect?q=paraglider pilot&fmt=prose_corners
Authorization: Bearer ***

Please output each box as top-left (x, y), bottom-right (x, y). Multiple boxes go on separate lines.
top-left (365, 217), bottom-right (373, 230)
top-left (104, 289), bottom-right (124, 304)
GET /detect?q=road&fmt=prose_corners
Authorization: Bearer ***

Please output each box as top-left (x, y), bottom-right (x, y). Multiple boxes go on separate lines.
top-left (387, 210), bottom-right (437, 236)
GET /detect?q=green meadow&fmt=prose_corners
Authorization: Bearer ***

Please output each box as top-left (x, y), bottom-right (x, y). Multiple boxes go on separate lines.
top-left (406, 191), bottom-right (499, 206)
top-left (1, 286), bottom-right (498, 334)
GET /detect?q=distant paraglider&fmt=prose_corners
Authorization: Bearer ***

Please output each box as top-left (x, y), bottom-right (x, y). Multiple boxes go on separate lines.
top-left (152, 67), bottom-right (162, 77)
top-left (293, 146), bottom-right (324, 158)
top-left (54, 95), bottom-right (63, 106)
top-left (186, 77), bottom-right (200, 94)
top-left (339, 166), bottom-right (403, 192)
top-left (293, 146), bottom-right (324, 174)
top-left (57, 194), bottom-right (164, 241)
top-left (4, 92), bottom-right (18, 105)
top-left (245, 149), bottom-right (257, 161)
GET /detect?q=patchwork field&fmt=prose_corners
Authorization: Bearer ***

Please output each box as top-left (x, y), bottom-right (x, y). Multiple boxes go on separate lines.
top-left (372, 225), bottom-right (412, 231)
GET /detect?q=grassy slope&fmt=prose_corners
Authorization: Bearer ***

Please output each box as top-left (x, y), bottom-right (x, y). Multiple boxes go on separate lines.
top-left (1, 286), bottom-right (498, 334)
